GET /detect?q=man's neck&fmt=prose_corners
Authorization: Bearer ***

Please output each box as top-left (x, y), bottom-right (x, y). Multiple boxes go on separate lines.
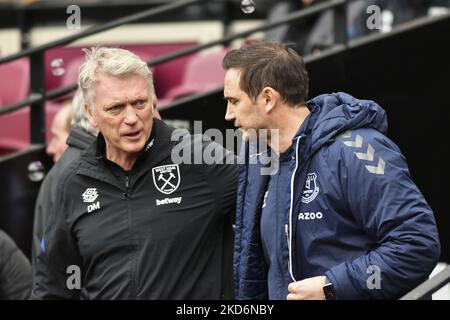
top-left (106, 148), bottom-right (138, 171)
top-left (268, 105), bottom-right (310, 154)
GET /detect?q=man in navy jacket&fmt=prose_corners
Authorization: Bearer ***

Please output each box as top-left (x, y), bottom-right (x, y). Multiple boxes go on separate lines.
top-left (223, 41), bottom-right (440, 300)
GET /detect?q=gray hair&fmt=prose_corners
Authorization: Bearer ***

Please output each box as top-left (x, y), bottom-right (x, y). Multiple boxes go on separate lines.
top-left (71, 88), bottom-right (98, 136)
top-left (78, 47), bottom-right (155, 111)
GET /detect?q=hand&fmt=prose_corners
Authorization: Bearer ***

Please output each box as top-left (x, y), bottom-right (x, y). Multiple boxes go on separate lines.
top-left (287, 276), bottom-right (327, 300)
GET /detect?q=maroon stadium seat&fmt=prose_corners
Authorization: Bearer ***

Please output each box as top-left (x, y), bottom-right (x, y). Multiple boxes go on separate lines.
top-left (0, 103), bottom-right (60, 156)
top-left (45, 47), bottom-right (84, 91)
top-left (1, 42), bottom-right (196, 155)
top-left (163, 49), bottom-right (226, 102)
top-left (0, 58), bottom-right (29, 107)
top-left (0, 107), bottom-right (30, 155)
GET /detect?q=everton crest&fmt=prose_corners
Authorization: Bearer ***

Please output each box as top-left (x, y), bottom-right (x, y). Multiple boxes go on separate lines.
top-left (152, 164), bottom-right (181, 195)
top-left (301, 172), bottom-right (319, 204)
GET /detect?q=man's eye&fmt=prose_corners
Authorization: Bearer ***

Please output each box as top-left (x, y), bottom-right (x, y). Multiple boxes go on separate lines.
top-left (108, 105), bottom-right (124, 112)
top-left (133, 99), bottom-right (148, 108)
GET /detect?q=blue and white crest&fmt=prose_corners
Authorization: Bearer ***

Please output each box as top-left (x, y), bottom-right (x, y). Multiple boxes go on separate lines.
top-left (301, 172), bottom-right (319, 204)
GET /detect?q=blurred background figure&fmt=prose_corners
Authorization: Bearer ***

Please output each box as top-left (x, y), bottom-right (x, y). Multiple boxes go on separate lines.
top-left (263, 0), bottom-right (371, 54)
top-left (261, 0), bottom-right (450, 55)
top-left (153, 102), bottom-right (162, 120)
top-left (0, 229), bottom-right (32, 300)
top-left (45, 103), bottom-right (71, 162)
top-left (360, 0), bottom-right (450, 34)
top-left (264, 0), bottom-right (326, 53)
top-left (32, 89), bottom-right (97, 278)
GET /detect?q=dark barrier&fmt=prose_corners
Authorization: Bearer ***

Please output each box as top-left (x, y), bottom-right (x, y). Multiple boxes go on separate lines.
top-left (0, 146), bottom-right (52, 258)
top-left (160, 15), bottom-right (450, 262)
top-left (401, 265), bottom-right (450, 299)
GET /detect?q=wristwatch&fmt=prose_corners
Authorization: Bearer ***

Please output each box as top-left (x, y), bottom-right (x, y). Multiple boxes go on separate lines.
top-left (323, 276), bottom-right (337, 300)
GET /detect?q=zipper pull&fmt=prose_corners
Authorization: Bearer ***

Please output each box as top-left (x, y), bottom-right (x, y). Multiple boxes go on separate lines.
top-left (125, 176), bottom-right (130, 189)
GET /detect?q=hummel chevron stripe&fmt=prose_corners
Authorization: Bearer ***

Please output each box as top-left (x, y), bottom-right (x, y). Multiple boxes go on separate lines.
top-left (344, 134), bottom-right (363, 148)
top-left (365, 158), bottom-right (385, 175)
top-left (339, 132), bottom-right (386, 176)
top-left (339, 130), bottom-right (352, 139)
top-left (355, 144), bottom-right (375, 161)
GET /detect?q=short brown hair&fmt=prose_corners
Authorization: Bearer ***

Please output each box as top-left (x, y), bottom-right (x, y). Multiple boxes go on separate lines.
top-left (222, 41), bottom-right (309, 107)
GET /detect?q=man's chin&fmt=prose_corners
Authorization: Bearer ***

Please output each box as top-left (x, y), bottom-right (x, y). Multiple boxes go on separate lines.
top-left (240, 128), bottom-right (259, 142)
top-left (122, 141), bottom-right (146, 154)
top-left (236, 128), bottom-right (248, 141)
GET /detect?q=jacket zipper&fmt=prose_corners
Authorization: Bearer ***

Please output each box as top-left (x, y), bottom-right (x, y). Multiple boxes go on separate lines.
top-left (285, 224), bottom-right (290, 278)
top-left (125, 175), bottom-right (137, 298)
top-left (288, 136), bottom-right (302, 282)
top-left (285, 224), bottom-right (290, 246)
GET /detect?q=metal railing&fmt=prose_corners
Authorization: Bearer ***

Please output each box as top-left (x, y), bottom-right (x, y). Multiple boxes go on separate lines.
top-left (400, 265), bottom-right (450, 300)
top-left (0, 0), bottom-right (207, 143)
top-left (0, 0), bottom-right (348, 144)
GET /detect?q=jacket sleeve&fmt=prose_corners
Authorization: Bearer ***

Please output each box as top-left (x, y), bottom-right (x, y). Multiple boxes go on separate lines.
top-left (32, 185), bottom-right (45, 271)
top-left (325, 129), bottom-right (440, 299)
top-left (31, 176), bottom-right (82, 300)
top-left (205, 141), bottom-right (239, 219)
top-left (31, 171), bottom-right (54, 283)
top-left (203, 139), bottom-right (239, 299)
top-left (0, 230), bottom-right (32, 299)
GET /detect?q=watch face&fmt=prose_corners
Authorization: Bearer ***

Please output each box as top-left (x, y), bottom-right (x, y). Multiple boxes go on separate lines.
top-left (324, 283), bottom-right (337, 300)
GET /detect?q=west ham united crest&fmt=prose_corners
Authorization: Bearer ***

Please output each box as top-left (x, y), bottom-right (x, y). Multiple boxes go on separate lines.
top-left (301, 172), bottom-right (319, 204)
top-left (152, 164), bottom-right (181, 195)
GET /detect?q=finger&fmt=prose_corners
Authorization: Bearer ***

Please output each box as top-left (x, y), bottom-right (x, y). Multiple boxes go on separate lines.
top-left (288, 282), bottom-right (297, 292)
top-left (287, 293), bottom-right (302, 300)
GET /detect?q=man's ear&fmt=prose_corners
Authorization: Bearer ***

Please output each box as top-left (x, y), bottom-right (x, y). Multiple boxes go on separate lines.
top-left (261, 87), bottom-right (280, 113)
top-left (84, 104), bottom-right (98, 128)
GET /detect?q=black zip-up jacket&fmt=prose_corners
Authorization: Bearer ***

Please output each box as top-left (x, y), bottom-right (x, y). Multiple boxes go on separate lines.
top-left (32, 128), bottom-right (95, 279)
top-left (32, 119), bottom-right (237, 299)
top-left (0, 229), bottom-right (32, 299)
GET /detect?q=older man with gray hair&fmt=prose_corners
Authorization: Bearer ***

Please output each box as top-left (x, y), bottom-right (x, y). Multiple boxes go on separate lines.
top-left (32, 47), bottom-right (237, 299)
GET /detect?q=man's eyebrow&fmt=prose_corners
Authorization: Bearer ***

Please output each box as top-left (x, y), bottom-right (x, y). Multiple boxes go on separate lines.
top-left (103, 101), bottom-right (124, 109)
top-left (133, 96), bottom-right (149, 101)
top-left (104, 97), bottom-right (146, 107)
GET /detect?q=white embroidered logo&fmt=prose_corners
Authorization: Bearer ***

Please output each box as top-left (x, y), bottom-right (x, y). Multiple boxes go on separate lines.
top-left (145, 138), bottom-right (155, 151)
top-left (152, 164), bottom-right (181, 195)
top-left (82, 188), bottom-right (98, 203)
top-left (301, 173), bottom-right (320, 204)
top-left (298, 212), bottom-right (323, 220)
top-left (156, 197), bottom-right (183, 206)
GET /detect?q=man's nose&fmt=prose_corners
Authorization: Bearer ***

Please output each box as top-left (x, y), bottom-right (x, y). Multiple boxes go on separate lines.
top-left (224, 104), bottom-right (235, 121)
top-left (46, 139), bottom-right (55, 157)
top-left (124, 105), bottom-right (138, 124)
top-left (46, 139), bottom-right (59, 162)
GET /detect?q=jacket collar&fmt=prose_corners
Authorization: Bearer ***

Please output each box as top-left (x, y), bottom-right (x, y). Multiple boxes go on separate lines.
top-left (77, 118), bottom-right (178, 188)
top-left (66, 128), bottom-right (96, 150)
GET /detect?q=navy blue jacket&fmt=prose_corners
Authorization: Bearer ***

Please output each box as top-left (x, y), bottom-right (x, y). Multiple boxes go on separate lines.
top-left (234, 92), bottom-right (440, 299)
